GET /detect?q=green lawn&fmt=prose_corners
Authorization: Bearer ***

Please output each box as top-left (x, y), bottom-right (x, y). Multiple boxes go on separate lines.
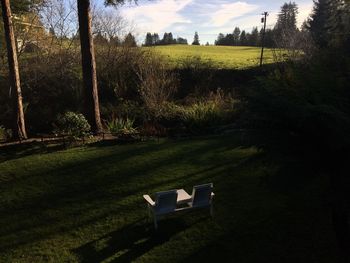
top-left (146, 45), bottom-right (275, 69)
top-left (0, 135), bottom-right (338, 262)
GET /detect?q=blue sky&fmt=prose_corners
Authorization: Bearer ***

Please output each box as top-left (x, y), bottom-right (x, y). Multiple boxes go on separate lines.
top-left (104, 0), bottom-right (314, 44)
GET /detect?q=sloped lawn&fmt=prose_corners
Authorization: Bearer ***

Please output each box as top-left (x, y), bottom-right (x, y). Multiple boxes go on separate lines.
top-left (0, 136), bottom-right (338, 262)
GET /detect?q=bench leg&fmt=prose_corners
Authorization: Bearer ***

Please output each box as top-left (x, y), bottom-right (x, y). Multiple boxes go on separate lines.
top-left (210, 203), bottom-right (213, 217)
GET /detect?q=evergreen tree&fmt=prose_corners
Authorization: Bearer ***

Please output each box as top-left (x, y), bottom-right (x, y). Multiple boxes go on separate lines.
top-left (249, 27), bottom-right (259, 46)
top-left (123, 33), bottom-right (137, 47)
top-left (152, 33), bottom-right (160, 45)
top-left (240, 30), bottom-right (247, 46)
top-left (94, 32), bottom-right (108, 45)
top-left (233, 27), bottom-right (241, 45)
top-left (307, 0), bottom-right (330, 48)
top-left (110, 35), bottom-right (120, 46)
top-left (176, 37), bottom-right (188, 45)
top-left (192, 31), bottom-right (200, 45)
top-left (264, 29), bottom-right (276, 48)
top-left (162, 32), bottom-right (175, 45)
top-left (308, 0), bottom-right (350, 50)
top-left (144, 32), bottom-right (153, 46)
top-left (215, 33), bottom-right (225, 45)
top-left (274, 1), bottom-right (299, 45)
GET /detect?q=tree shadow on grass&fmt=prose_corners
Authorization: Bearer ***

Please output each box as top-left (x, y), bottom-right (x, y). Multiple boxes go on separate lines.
top-left (74, 218), bottom-right (196, 263)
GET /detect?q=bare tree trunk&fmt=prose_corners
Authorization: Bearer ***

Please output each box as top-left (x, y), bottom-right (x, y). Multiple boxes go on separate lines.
top-left (77, 0), bottom-right (103, 133)
top-left (1, 0), bottom-right (27, 139)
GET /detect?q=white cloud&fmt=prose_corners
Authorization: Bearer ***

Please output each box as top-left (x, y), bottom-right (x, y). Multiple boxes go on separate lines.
top-left (209, 1), bottom-right (259, 27)
top-left (297, 2), bottom-right (313, 27)
top-left (121, 0), bottom-right (193, 33)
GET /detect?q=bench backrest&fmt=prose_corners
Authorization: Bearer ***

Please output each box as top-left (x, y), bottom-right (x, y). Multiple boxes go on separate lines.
top-left (155, 190), bottom-right (178, 214)
top-left (191, 183), bottom-right (213, 207)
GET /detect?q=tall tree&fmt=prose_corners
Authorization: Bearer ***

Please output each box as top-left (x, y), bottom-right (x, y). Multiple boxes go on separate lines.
top-left (275, 1), bottom-right (299, 45)
top-left (307, 0), bottom-right (330, 48)
top-left (249, 27), bottom-right (260, 46)
top-left (144, 32), bottom-right (153, 46)
top-left (308, 0), bottom-right (350, 50)
top-left (124, 32), bottom-right (137, 47)
top-left (1, 0), bottom-right (27, 139)
top-left (233, 27), bottom-right (241, 45)
top-left (77, 0), bottom-right (135, 133)
top-left (77, 0), bottom-right (102, 133)
top-left (152, 33), bottom-right (160, 45)
top-left (215, 33), bottom-right (225, 45)
top-left (192, 31), bottom-right (200, 45)
top-left (240, 30), bottom-right (247, 46)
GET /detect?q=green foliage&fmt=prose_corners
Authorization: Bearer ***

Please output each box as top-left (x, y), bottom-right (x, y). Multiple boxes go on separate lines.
top-left (0, 125), bottom-right (12, 141)
top-left (55, 112), bottom-right (91, 138)
top-left (181, 101), bottom-right (226, 133)
top-left (192, 31), bottom-right (200, 45)
top-left (106, 117), bottom-right (137, 135)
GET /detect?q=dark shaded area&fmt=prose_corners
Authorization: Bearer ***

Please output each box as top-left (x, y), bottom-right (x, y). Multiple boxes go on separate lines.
top-left (0, 133), bottom-right (339, 262)
top-left (74, 218), bottom-right (205, 263)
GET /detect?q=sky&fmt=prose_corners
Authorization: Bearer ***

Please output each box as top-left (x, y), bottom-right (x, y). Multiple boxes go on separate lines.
top-left (104, 0), bottom-right (315, 44)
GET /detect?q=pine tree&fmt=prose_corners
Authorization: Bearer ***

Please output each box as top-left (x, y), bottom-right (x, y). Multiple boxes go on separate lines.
top-left (144, 32), bottom-right (153, 46)
top-left (307, 0), bottom-right (331, 48)
top-left (124, 33), bottom-right (137, 47)
top-left (233, 27), bottom-right (241, 46)
top-left (250, 27), bottom-right (259, 46)
top-left (192, 31), bottom-right (200, 45)
top-left (240, 30), bottom-right (247, 46)
top-left (215, 33), bottom-right (225, 45)
top-left (274, 2), bottom-right (299, 46)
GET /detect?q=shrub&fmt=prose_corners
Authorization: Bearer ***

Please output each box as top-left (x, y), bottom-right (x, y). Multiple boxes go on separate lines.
top-left (182, 101), bottom-right (224, 132)
top-left (54, 112), bottom-right (91, 139)
top-left (136, 53), bottom-right (178, 119)
top-left (107, 117), bottom-right (137, 135)
top-left (0, 125), bottom-right (12, 141)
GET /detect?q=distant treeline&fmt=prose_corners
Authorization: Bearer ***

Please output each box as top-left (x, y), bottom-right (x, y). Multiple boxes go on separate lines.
top-left (215, 2), bottom-right (300, 48)
top-left (144, 32), bottom-right (188, 46)
top-left (215, 27), bottom-right (275, 47)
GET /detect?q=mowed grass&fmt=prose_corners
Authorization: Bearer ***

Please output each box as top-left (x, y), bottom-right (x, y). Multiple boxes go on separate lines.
top-left (0, 135), bottom-right (338, 262)
top-left (146, 45), bottom-right (275, 69)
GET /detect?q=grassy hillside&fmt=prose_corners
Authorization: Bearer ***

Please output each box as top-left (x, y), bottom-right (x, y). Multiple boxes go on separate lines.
top-left (146, 45), bottom-right (275, 69)
top-left (0, 135), bottom-right (337, 262)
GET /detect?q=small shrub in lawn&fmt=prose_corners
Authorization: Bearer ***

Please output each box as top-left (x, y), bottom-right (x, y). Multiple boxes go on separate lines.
top-left (107, 117), bottom-right (137, 136)
top-left (54, 112), bottom-right (91, 139)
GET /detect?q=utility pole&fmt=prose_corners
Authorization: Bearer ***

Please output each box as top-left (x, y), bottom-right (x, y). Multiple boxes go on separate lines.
top-left (260, 12), bottom-right (268, 67)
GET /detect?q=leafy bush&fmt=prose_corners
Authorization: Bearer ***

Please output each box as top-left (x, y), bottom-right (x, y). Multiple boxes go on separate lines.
top-left (55, 112), bottom-right (91, 138)
top-left (0, 125), bottom-right (12, 141)
top-left (107, 117), bottom-right (137, 135)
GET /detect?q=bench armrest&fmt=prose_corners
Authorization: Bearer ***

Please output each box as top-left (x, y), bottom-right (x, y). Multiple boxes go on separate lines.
top-left (143, 195), bottom-right (155, 206)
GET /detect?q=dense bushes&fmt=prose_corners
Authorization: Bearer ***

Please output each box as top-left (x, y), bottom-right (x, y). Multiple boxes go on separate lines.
top-left (54, 112), bottom-right (91, 138)
top-left (0, 44), bottom-right (240, 138)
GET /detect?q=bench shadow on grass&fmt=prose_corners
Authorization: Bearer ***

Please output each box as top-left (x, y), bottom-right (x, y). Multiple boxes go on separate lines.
top-left (74, 217), bottom-right (201, 263)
